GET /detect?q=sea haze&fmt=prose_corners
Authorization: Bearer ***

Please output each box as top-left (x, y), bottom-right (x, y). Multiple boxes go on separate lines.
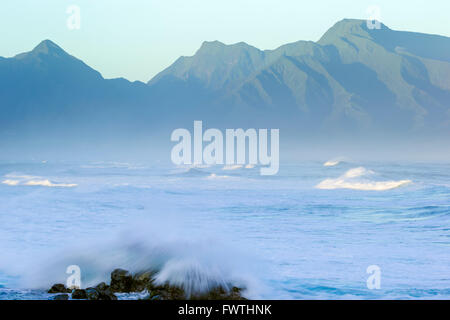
top-left (0, 19), bottom-right (449, 161)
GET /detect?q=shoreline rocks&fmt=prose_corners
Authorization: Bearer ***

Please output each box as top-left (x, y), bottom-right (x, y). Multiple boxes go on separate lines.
top-left (71, 289), bottom-right (87, 299)
top-left (110, 268), bottom-right (133, 292)
top-left (53, 294), bottom-right (69, 300)
top-left (49, 268), bottom-right (247, 300)
top-left (48, 283), bottom-right (71, 294)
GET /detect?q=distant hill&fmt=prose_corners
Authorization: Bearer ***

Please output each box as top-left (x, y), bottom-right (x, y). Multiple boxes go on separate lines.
top-left (1, 19), bottom-right (449, 160)
top-left (148, 19), bottom-right (450, 135)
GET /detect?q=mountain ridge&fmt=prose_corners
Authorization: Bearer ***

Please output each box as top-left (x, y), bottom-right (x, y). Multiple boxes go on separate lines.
top-left (0, 19), bottom-right (449, 159)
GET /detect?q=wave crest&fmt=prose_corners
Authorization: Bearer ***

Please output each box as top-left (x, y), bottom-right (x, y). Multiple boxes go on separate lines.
top-left (2, 174), bottom-right (77, 188)
top-left (16, 219), bottom-right (264, 298)
top-left (316, 167), bottom-right (412, 191)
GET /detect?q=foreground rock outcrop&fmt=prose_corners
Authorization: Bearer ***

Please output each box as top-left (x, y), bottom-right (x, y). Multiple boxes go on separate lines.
top-left (49, 268), bottom-right (246, 300)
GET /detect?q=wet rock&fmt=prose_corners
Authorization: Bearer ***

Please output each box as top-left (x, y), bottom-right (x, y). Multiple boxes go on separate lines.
top-left (53, 294), bottom-right (69, 300)
top-left (85, 288), bottom-right (100, 300)
top-left (48, 283), bottom-right (70, 293)
top-left (110, 268), bottom-right (133, 293)
top-left (95, 282), bottom-right (109, 292)
top-left (191, 286), bottom-right (246, 300)
top-left (144, 284), bottom-right (245, 300)
top-left (94, 282), bottom-right (118, 300)
top-left (47, 268), bottom-right (247, 300)
top-left (99, 288), bottom-right (118, 300)
top-left (71, 289), bottom-right (87, 299)
top-left (132, 270), bottom-right (155, 292)
top-left (145, 284), bottom-right (186, 300)
top-left (230, 286), bottom-right (246, 300)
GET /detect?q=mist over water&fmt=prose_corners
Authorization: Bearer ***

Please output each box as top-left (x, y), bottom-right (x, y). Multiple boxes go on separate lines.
top-left (0, 160), bottom-right (449, 299)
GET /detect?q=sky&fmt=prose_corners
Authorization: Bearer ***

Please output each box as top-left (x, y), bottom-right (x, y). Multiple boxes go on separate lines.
top-left (1, 0), bottom-right (449, 82)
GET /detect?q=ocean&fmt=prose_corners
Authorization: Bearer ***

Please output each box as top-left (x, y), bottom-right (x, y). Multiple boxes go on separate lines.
top-left (0, 160), bottom-right (449, 299)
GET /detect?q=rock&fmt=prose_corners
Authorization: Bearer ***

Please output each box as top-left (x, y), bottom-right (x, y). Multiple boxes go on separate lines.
top-left (146, 284), bottom-right (186, 300)
top-left (48, 283), bottom-right (70, 293)
top-left (85, 288), bottom-right (100, 300)
top-left (71, 289), bottom-right (87, 299)
top-left (95, 282), bottom-right (109, 292)
top-left (48, 268), bottom-right (246, 300)
top-left (191, 286), bottom-right (247, 300)
top-left (99, 290), bottom-right (118, 300)
top-left (110, 269), bottom-right (133, 293)
top-left (132, 270), bottom-right (155, 292)
top-left (98, 287), bottom-right (118, 300)
top-left (230, 286), bottom-right (246, 300)
top-left (93, 282), bottom-right (117, 300)
top-left (143, 281), bottom-right (246, 300)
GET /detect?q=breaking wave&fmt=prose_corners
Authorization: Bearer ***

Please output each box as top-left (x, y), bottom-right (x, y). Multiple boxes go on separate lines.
top-left (222, 165), bottom-right (243, 171)
top-left (316, 167), bottom-right (412, 191)
top-left (14, 219), bottom-right (264, 298)
top-left (323, 157), bottom-right (348, 167)
top-left (323, 160), bottom-right (341, 167)
top-left (1, 174), bottom-right (77, 188)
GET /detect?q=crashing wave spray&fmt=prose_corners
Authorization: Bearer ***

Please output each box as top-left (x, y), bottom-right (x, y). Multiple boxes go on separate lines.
top-left (323, 157), bottom-right (349, 167)
top-left (316, 167), bottom-right (412, 191)
top-left (16, 218), bottom-right (265, 298)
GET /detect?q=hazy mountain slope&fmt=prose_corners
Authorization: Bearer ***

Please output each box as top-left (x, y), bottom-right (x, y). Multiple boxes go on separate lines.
top-left (0, 40), bottom-right (155, 155)
top-left (0, 19), bottom-right (449, 159)
top-left (148, 19), bottom-right (450, 137)
top-left (148, 41), bottom-right (266, 92)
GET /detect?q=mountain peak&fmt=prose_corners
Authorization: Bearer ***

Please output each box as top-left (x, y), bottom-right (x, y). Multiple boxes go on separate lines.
top-left (200, 40), bottom-right (225, 48)
top-left (197, 40), bottom-right (226, 54)
top-left (32, 39), bottom-right (66, 55)
top-left (332, 18), bottom-right (388, 30)
top-left (14, 39), bottom-right (68, 60)
top-left (196, 40), bottom-right (259, 56)
top-left (319, 18), bottom-right (389, 43)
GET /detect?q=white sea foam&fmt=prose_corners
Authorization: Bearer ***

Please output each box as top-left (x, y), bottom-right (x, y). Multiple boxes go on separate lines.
top-left (2, 179), bottom-right (20, 186)
top-left (24, 180), bottom-right (77, 188)
top-left (323, 157), bottom-right (347, 167)
top-left (222, 165), bottom-right (243, 171)
top-left (2, 174), bottom-right (77, 188)
top-left (316, 167), bottom-right (412, 191)
top-left (206, 173), bottom-right (230, 180)
top-left (16, 218), bottom-right (264, 298)
top-left (342, 167), bottom-right (374, 178)
top-left (323, 160), bottom-right (340, 167)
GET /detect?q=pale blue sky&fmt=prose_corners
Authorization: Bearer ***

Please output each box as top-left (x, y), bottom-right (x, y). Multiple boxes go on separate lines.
top-left (1, 0), bottom-right (449, 81)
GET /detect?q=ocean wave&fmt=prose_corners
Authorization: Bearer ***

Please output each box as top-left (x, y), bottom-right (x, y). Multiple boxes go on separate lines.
top-left (316, 167), bottom-right (412, 191)
top-left (323, 157), bottom-right (348, 167)
top-left (1, 174), bottom-right (77, 188)
top-left (323, 160), bottom-right (341, 167)
top-left (170, 167), bottom-right (211, 177)
top-left (222, 165), bottom-right (243, 171)
top-left (16, 219), bottom-right (264, 298)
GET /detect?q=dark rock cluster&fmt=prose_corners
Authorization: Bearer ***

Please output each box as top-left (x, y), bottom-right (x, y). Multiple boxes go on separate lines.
top-left (49, 268), bottom-right (246, 300)
top-left (48, 280), bottom-right (118, 300)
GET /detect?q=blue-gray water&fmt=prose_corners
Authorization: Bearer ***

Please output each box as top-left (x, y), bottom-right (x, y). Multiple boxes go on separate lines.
top-left (0, 160), bottom-right (449, 299)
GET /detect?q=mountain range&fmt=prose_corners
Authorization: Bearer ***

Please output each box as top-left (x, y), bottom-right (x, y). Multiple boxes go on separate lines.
top-left (1, 19), bottom-right (449, 160)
